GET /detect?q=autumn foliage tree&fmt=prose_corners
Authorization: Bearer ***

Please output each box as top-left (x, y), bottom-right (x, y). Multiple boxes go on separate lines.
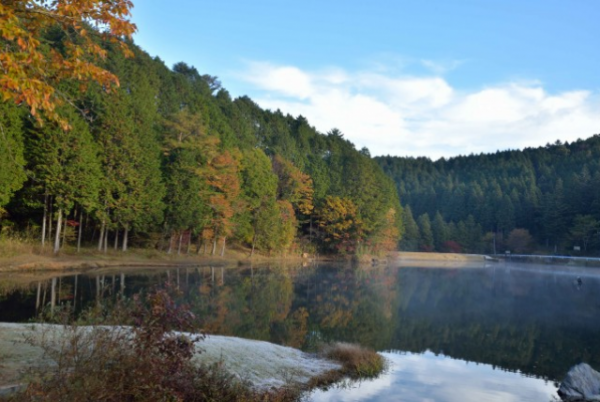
top-left (272, 154), bottom-right (314, 217)
top-left (316, 196), bottom-right (362, 254)
top-left (0, 0), bottom-right (136, 124)
top-left (203, 151), bottom-right (242, 256)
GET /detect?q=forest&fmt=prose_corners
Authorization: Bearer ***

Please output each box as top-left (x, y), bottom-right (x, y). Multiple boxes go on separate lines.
top-left (2, 1), bottom-right (599, 260)
top-left (0, 26), bottom-right (402, 257)
top-left (377, 136), bottom-right (600, 256)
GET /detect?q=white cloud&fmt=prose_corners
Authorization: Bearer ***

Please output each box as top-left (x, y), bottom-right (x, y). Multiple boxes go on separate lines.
top-left (309, 351), bottom-right (557, 402)
top-left (421, 59), bottom-right (465, 75)
top-left (238, 61), bottom-right (600, 159)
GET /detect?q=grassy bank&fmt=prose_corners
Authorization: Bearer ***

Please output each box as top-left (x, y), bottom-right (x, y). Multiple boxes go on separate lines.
top-left (0, 237), bottom-right (490, 274)
top-left (0, 236), bottom-right (314, 273)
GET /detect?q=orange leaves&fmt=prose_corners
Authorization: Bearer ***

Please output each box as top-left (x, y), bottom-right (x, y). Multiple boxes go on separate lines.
top-left (203, 151), bottom-right (242, 238)
top-left (0, 0), bottom-right (136, 125)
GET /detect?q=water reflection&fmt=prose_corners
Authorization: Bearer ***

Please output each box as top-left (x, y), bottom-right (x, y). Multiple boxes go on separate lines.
top-left (309, 351), bottom-right (558, 402)
top-left (1, 262), bottom-right (600, 385)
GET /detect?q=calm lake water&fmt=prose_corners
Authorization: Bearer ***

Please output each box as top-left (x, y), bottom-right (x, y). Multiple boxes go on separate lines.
top-left (2, 261), bottom-right (599, 401)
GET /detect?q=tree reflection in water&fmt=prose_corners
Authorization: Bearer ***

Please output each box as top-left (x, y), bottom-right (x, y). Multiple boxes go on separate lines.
top-left (2, 262), bottom-right (599, 382)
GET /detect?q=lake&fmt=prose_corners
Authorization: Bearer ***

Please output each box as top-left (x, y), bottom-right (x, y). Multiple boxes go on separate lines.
top-left (2, 261), bottom-right (598, 401)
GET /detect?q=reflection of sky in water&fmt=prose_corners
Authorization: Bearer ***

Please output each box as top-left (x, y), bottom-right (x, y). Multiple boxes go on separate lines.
top-left (310, 351), bottom-right (558, 402)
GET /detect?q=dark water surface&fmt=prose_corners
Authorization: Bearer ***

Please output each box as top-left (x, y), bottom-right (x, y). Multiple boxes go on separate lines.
top-left (2, 261), bottom-right (599, 401)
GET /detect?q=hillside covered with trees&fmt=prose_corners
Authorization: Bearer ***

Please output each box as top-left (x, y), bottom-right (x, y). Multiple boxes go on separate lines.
top-left (0, 27), bottom-right (401, 257)
top-left (377, 137), bottom-right (600, 256)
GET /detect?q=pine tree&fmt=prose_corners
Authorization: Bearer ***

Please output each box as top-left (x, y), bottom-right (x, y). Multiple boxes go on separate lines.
top-left (417, 213), bottom-right (434, 252)
top-left (400, 205), bottom-right (420, 251)
top-left (0, 101), bottom-right (26, 211)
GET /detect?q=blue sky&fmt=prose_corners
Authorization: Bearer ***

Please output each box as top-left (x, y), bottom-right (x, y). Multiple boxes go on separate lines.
top-left (131, 1), bottom-right (600, 159)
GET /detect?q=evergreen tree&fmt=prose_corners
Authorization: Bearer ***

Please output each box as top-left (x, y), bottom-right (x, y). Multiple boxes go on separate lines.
top-left (400, 206), bottom-right (420, 251)
top-left (417, 213), bottom-right (434, 252)
top-left (432, 211), bottom-right (449, 251)
top-left (0, 101), bottom-right (26, 212)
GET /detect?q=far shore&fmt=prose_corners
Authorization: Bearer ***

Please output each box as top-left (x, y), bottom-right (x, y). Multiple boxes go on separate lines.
top-left (0, 246), bottom-right (491, 274)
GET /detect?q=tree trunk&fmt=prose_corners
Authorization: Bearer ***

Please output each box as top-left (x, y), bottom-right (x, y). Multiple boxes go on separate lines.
top-left (53, 208), bottom-right (63, 255)
top-left (103, 228), bottom-right (108, 253)
top-left (186, 232), bottom-right (191, 254)
top-left (122, 227), bottom-right (129, 252)
top-left (167, 232), bottom-right (173, 254)
top-left (177, 232), bottom-right (183, 255)
top-left (212, 236), bottom-right (217, 256)
top-left (220, 236), bottom-right (226, 257)
top-left (62, 210), bottom-right (68, 247)
top-left (251, 233), bottom-right (256, 257)
top-left (77, 211), bottom-right (84, 253)
top-left (114, 228), bottom-right (119, 250)
top-left (48, 198), bottom-right (53, 245)
top-left (41, 191), bottom-right (48, 248)
top-left (197, 236), bottom-right (202, 255)
top-left (98, 220), bottom-right (105, 251)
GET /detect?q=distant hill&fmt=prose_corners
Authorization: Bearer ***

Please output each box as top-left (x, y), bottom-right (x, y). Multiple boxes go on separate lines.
top-left (376, 135), bottom-right (600, 255)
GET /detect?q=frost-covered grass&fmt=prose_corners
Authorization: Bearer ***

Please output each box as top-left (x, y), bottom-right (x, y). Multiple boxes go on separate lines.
top-left (0, 324), bottom-right (342, 401)
top-left (0, 325), bottom-right (386, 400)
top-left (195, 334), bottom-right (341, 390)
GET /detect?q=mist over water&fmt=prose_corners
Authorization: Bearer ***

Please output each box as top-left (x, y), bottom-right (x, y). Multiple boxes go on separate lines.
top-left (2, 261), bottom-right (598, 401)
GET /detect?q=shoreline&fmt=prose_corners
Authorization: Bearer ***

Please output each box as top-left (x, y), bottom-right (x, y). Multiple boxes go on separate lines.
top-left (0, 248), bottom-right (492, 274)
top-left (0, 246), bottom-right (313, 274)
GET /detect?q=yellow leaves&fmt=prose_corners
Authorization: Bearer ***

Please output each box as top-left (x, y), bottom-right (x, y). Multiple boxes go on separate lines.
top-left (272, 154), bottom-right (314, 215)
top-left (315, 196), bottom-right (364, 253)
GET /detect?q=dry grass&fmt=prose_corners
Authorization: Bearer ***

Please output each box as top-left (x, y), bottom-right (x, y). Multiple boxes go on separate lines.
top-left (308, 342), bottom-right (386, 389)
top-left (0, 236), bottom-right (39, 259)
top-left (322, 342), bottom-right (386, 377)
